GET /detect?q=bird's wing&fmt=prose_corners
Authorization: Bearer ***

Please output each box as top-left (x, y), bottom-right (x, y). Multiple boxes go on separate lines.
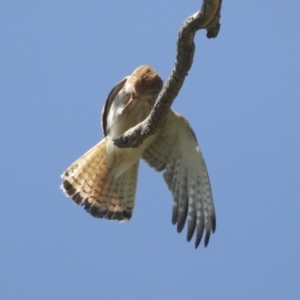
top-left (101, 77), bottom-right (128, 136)
top-left (142, 110), bottom-right (216, 248)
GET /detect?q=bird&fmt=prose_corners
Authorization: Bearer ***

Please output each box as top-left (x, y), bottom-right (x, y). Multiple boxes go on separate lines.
top-left (61, 65), bottom-right (216, 248)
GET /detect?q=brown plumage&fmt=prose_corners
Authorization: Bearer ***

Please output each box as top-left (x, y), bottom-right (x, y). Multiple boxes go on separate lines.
top-left (61, 65), bottom-right (216, 248)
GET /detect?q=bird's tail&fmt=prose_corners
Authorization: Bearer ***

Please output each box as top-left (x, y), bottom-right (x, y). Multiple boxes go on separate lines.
top-left (61, 139), bottom-right (139, 220)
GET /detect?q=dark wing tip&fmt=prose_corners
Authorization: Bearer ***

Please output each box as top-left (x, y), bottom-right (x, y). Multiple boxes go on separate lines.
top-left (176, 196), bottom-right (189, 233)
top-left (186, 217), bottom-right (196, 242)
top-left (171, 209), bottom-right (178, 225)
top-left (194, 221), bottom-right (204, 249)
top-left (204, 231), bottom-right (211, 248)
top-left (195, 232), bottom-right (203, 249)
top-left (187, 228), bottom-right (195, 243)
top-left (212, 213), bottom-right (217, 233)
top-left (177, 219), bottom-right (186, 233)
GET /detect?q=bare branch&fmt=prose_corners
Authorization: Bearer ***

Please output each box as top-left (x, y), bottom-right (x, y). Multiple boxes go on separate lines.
top-left (114, 0), bottom-right (222, 148)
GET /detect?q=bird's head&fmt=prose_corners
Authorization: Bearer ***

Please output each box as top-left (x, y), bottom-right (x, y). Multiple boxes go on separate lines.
top-left (127, 65), bottom-right (163, 102)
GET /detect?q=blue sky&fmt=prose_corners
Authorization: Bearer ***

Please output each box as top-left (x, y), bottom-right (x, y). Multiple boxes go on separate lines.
top-left (1, 1), bottom-right (299, 299)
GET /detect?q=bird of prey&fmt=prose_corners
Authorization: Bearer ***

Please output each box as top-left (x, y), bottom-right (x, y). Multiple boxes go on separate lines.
top-left (61, 65), bottom-right (216, 248)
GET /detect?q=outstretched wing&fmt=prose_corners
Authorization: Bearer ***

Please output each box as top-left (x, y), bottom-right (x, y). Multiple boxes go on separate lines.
top-left (142, 110), bottom-right (216, 248)
top-left (101, 77), bottom-right (128, 136)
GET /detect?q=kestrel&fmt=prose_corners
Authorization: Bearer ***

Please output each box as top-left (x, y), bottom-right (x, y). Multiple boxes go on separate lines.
top-left (61, 65), bottom-right (216, 248)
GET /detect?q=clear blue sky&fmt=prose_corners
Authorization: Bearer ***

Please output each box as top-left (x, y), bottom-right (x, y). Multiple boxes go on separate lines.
top-left (1, 1), bottom-right (299, 299)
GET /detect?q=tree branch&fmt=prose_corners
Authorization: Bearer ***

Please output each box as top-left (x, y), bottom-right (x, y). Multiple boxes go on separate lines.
top-left (114, 0), bottom-right (222, 148)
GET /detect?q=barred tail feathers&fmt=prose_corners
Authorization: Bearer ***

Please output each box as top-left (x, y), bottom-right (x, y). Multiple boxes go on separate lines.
top-left (61, 139), bottom-right (139, 221)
